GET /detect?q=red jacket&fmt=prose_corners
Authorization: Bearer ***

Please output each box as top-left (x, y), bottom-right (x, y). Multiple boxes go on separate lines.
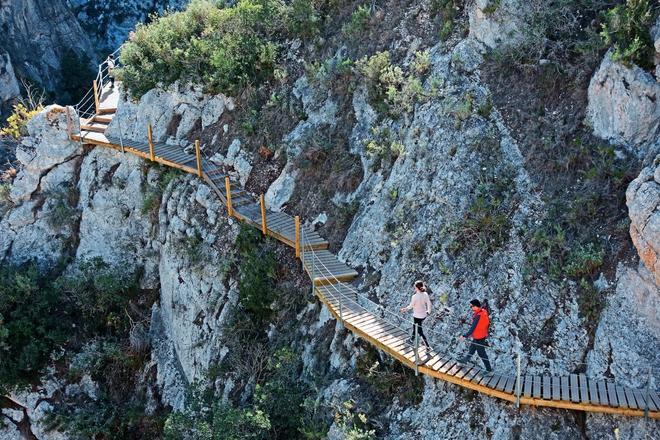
top-left (464, 308), bottom-right (489, 339)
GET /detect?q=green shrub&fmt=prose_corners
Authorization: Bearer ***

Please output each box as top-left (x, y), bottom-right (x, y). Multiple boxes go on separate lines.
top-left (356, 51), bottom-right (431, 118)
top-left (117, 0), bottom-right (281, 98)
top-left (46, 184), bottom-right (80, 231)
top-left (344, 4), bottom-right (371, 36)
top-left (564, 243), bottom-right (604, 279)
top-left (0, 103), bottom-right (43, 139)
top-left (285, 0), bottom-right (321, 38)
top-left (0, 259), bottom-right (137, 394)
top-left (601, 0), bottom-right (657, 68)
top-left (236, 225), bottom-right (277, 329)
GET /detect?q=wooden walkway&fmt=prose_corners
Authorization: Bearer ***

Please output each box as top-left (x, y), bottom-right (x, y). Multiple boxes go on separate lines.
top-left (66, 81), bottom-right (659, 420)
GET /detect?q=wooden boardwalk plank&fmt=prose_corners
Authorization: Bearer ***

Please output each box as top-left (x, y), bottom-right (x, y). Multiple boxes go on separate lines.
top-left (552, 377), bottom-right (561, 401)
top-left (624, 388), bottom-right (638, 410)
top-left (588, 379), bottom-right (600, 405)
top-left (648, 391), bottom-right (660, 411)
top-left (579, 374), bottom-right (589, 404)
top-left (523, 375), bottom-right (533, 398)
top-left (495, 375), bottom-right (509, 392)
top-left (560, 376), bottom-right (570, 401)
top-left (597, 381), bottom-right (609, 406)
top-left (504, 376), bottom-right (516, 394)
top-left (632, 389), bottom-right (647, 410)
top-left (569, 374), bottom-right (580, 403)
top-left (543, 376), bottom-right (552, 400)
top-left (532, 376), bottom-right (542, 399)
top-left (606, 382), bottom-right (619, 407)
top-left (616, 386), bottom-right (628, 409)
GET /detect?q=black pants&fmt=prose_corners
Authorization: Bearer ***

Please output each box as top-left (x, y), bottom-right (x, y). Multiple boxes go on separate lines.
top-left (412, 317), bottom-right (430, 348)
top-left (465, 338), bottom-right (492, 371)
top-left (109, 76), bottom-right (115, 88)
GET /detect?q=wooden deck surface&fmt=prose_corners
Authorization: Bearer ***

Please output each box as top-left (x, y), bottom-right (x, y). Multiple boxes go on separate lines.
top-left (68, 83), bottom-right (660, 420)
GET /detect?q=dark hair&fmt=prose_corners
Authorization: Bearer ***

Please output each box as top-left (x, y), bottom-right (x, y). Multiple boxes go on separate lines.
top-left (414, 280), bottom-right (426, 292)
top-left (470, 299), bottom-right (481, 308)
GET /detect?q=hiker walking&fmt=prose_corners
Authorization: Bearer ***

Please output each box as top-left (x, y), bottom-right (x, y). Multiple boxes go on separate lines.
top-left (400, 280), bottom-right (432, 350)
top-left (107, 54), bottom-right (116, 90)
top-left (458, 299), bottom-right (492, 372)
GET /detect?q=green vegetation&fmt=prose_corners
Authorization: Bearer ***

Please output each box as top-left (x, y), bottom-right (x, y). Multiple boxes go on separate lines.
top-left (430, 0), bottom-right (463, 41)
top-left (165, 348), bottom-right (327, 440)
top-left (0, 182), bottom-right (12, 216)
top-left (47, 183), bottom-right (80, 230)
top-left (117, 0), bottom-right (280, 97)
top-left (47, 341), bottom-right (164, 439)
top-left (482, 0), bottom-right (501, 15)
top-left (0, 258), bottom-right (138, 395)
top-left (235, 225), bottom-right (278, 329)
top-left (141, 166), bottom-right (181, 216)
top-left (363, 126), bottom-right (405, 170)
top-left (448, 169), bottom-right (515, 258)
top-left (356, 346), bottom-right (424, 406)
top-left (524, 139), bottom-right (635, 324)
top-left (0, 102), bottom-right (43, 139)
top-left (600, 0), bottom-right (658, 68)
top-left (344, 5), bottom-right (372, 36)
top-left (356, 50), bottom-right (432, 118)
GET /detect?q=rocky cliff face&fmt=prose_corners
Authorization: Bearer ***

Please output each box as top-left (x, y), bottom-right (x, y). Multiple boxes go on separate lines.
top-left (1, 1), bottom-right (659, 439)
top-left (0, 0), bottom-right (93, 104)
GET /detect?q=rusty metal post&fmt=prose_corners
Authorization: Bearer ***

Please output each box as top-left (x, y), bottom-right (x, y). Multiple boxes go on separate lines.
top-left (195, 140), bottom-right (203, 177)
top-left (225, 177), bottom-right (233, 217)
top-left (147, 124), bottom-right (155, 161)
top-left (295, 215), bottom-right (301, 258)
top-left (260, 194), bottom-right (267, 235)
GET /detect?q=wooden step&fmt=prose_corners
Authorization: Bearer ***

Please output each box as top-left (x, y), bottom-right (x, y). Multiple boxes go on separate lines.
top-left (93, 115), bottom-right (113, 124)
top-left (81, 121), bottom-right (109, 133)
top-left (302, 249), bottom-right (358, 285)
top-left (98, 107), bottom-right (117, 115)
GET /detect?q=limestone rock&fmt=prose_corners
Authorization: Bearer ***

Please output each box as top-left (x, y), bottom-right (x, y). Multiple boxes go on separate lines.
top-left (626, 156), bottom-right (660, 285)
top-left (0, 0), bottom-right (94, 96)
top-left (587, 52), bottom-right (660, 157)
top-left (10, 105), bottom-right (83, 203)
top-left (468, 0), bottom-right (530, 49)
top-left (0, 51), bottom-right (20, 110)
top-left (265, 163), bottom-right (298, 211)
top-left (106, 82), bottom-right (234, 145)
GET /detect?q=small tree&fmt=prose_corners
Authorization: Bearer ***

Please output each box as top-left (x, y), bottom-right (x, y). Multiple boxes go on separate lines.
top-left (600, 0), bottom-right (657, 68)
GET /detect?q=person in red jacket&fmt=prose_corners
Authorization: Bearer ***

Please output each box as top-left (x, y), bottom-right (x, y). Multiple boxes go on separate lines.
top-left (458, 299), bottom-right (492, 372)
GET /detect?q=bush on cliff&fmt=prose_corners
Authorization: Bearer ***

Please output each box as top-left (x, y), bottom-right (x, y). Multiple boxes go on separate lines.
top-left (117, 0), bottom-right (282, 98)
top-left (600, 0), bottom-right (658, 68)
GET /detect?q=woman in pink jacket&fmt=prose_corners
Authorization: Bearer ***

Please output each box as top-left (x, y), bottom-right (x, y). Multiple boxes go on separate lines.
top-left (400, 280), bottom-right (432, 350)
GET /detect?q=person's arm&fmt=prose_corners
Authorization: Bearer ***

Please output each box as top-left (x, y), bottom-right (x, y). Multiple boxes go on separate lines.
top-left (425, 293), bottom-right (432, 314)
top-left (401, 296), bottom-right (414, 312)
top-left (463, 315), bottom-right (480, 338)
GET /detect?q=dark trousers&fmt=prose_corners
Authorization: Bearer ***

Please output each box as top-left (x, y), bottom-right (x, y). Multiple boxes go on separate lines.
top-left (412, 317), bottom-right (430, 348)
top-left (109, 76), bottom-right (115, 88)
top-left (465, 338), bottom-right (492, 371)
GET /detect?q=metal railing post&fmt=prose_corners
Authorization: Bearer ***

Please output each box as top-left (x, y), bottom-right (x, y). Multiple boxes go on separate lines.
top-left (644, 367), bottom-right (651, 418)
top-left (339, 288), bottom-right (343, 321)
top-left (118, 114), bottom-right (125, 153)
top-left (195, 140), bottom-right (203, 177)
top-left (294, 215), bottom-right (301, 259)
top-left (260, 194), bottom-right (267, 235)
top-left (225, 177), bottom-right (233, 217)
top-left (515, 350), bottom-right (522, 408)
top-left (147, 124), bottom-right (155, 161)
top-left (414, 323), bottom-right (420, 376)
top-left (93, 80), bottom-right (100, 114)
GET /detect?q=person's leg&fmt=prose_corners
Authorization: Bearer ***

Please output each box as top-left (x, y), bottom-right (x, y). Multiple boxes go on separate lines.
top-left (417, 318), bottom-right (430, 348)
top-left (475, 339), bottom-right (492, 372)
top-left (459, 339), bottom-right (477, 363)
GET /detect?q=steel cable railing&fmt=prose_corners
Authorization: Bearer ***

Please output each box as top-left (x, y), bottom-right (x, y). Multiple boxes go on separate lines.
top-left (299, 226), bottom-right (658, 404)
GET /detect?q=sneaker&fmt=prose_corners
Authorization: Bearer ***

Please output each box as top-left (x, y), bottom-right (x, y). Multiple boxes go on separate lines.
top-left (457, 357), bottom-right (469, 364)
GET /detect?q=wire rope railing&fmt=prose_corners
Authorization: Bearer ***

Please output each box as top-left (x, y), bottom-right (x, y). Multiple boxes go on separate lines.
top-left (299, 226), bottom-right (658, 406)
